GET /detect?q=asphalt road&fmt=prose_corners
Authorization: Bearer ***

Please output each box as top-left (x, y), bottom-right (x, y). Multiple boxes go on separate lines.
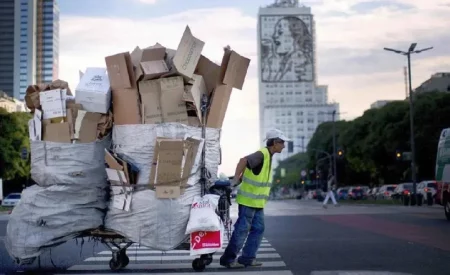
top-left (0, 200), bottom-right (449, 275)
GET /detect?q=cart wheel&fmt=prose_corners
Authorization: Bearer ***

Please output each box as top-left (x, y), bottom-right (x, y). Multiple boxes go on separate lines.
top-left (192, 258), bottom-right (206, 272)
top-left (120, 251), bottom-right (130, 268)
top-left (109, 258), bottom-right (123, 271)
top-left (200, 254), bottom-right (213, 265)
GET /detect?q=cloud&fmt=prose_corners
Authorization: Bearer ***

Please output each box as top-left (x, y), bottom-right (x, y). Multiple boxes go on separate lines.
top-left (136, 0), bottom-right (159, 4)
top-left (59, 1), bottom-right (450, 174)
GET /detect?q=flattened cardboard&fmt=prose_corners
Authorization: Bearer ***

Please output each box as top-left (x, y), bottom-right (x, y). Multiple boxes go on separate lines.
top-left (172, 26), bottom-right (205, 80)
top-left (78, 112), bottom-right (102, 143)
top-left (155, 139), bottom-right (184, 186)
top-left (195, 55), bottom-right (221, 96)
top-left (105, 52), bottom-right (141, 125)
top-left (206, 84), bottom-right (233, 129)
top-left (139, 80), bottom-right (163, 124)
top-left (160, 77), bottom-right (189, 124)
top-left (181, 137), bottom-right (201, 186)
top-left (182, 74), bottom-right (206, 124)
top-left (43, 123), bottom-right (71, 143)
top-left (105, 149), bottom-right (123, 171)
top-left (220, 50), bottom-right (250, 90)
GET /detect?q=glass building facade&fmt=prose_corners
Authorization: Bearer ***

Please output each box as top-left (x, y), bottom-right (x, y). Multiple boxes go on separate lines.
top-left (0, 0), bottom-right (58, 100)
top-left (36, 0), bottom-right (59, 85)
top-left (0, 0), bottom-right (15, 97)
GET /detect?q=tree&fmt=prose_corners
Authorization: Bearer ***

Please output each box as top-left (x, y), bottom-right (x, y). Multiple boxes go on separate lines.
top-left (277, 91), bottom-right (450, 188)
top-left (0, 108), bottom-right (31, 181)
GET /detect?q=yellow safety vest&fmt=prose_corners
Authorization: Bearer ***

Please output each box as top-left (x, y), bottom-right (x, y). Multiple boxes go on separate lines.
top-left (236, 147), bottom-right (272, 208)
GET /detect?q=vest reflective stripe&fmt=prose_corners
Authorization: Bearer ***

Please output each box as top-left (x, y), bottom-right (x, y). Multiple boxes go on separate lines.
top-left (237, 189), bottom-right (270, 200)
top-left (241, 176), bottom-right (271, 187)
top-left (236, 147), bottom-right (272, 208)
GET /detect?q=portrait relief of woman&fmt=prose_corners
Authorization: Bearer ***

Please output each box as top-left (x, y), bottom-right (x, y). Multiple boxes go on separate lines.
top-left (261, 16), bottom-right (313, 82)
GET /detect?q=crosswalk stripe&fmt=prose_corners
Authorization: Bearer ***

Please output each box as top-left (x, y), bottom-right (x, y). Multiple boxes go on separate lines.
top-left (85, 252), bottom-right (281, 262)
top-left (127, 239), bottom-right (269, 248)
top-left (124, 243), bottom-right (272, 250)
top-left (61, 270), bottom-right (294, 275)
top-left (68, 261), bottom-right (288, 271)
top-left (99, 247), bottom-right (276, 255)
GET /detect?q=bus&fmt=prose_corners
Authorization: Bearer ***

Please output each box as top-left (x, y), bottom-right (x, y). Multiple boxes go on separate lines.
top-left (435, 128), bottom-right (450, 221)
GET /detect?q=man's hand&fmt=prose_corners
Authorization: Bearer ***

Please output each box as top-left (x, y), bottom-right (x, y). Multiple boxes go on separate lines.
top-left (231, 177), bottom-right (241, 187)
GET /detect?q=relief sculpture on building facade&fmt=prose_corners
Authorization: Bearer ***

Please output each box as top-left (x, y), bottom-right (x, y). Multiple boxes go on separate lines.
top-left (261, 16), bottom-right (313, 82)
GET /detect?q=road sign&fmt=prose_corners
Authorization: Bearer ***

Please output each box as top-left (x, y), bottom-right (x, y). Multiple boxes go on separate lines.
top-left (301, 170), bottom-right (306, 177)
top-left (20, 147), bottom-right (28, 160)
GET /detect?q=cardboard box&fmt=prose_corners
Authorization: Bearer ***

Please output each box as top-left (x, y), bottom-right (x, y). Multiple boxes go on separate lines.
top-left (139, 80), bottom-right (163, 124)
top-left (72, 110), bottom-right (102, 143)
top-left (140, 76), bottom-right (189, 125)
top-left (110, 186), bottom-right (133, 211)
top-left (105, 52), bottom-right (141, 125)
top-left (204, 48), bottom-right (250, 129)
top-left (39, 89), bottom-right (66, 120)
top-left (171, 26), bottom-right (205, 80)
top-left (135, 44), bottom-right (169, 81)
top-left (28, 109), bottom-right (42, 141)
top-left (194, 55), bottom-right (221, 96)
top-left (43, 122), bottom-right (71, 143)
top-left (75, 68), bottom-right (111, 114)
top-left (105, 149), bottom-right (139, 186)
top-left (183, 74), bottom-right (207, 125)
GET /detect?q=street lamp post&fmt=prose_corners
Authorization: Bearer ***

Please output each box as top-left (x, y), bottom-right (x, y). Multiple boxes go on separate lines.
top-left (332, 110), bottom-right (337, 186)
top-left (383, 43), bottom-right (433, 202)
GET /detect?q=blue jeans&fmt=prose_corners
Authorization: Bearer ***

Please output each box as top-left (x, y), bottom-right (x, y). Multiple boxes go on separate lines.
top-left (220, 204), bottom-right (265, 265)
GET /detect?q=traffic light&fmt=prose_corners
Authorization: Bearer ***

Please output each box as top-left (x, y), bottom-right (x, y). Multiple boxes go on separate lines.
top-left (395, 150), bottom-right (402, 161)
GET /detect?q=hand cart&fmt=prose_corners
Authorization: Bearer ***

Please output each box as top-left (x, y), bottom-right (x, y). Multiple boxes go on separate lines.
top-left (77, 93), bottom-right (233, 272)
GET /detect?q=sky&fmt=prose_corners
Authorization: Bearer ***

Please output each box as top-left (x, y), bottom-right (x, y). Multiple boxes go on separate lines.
top-left (57, 0), bottom-right (450, 175)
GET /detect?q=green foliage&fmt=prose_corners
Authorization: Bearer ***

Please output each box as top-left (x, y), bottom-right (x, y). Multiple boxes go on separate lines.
top-left (276, 92), bottom-right (450, 187)
top-left (0, 108), bottom-right (31, 180)
top-left (272, 152), bottom-right (309, 186)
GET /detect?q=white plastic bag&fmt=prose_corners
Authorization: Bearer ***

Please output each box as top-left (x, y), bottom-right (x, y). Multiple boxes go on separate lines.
top-left (185, 194), bottom-right (221, 234)
top-left (190, 221), bottom-right (224, 256)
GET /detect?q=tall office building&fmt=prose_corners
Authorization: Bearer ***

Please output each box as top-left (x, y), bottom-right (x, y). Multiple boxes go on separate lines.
top-left (257, 0), bottom-right (339, 170)
top-left (0, 0), bottom-right (59, 100)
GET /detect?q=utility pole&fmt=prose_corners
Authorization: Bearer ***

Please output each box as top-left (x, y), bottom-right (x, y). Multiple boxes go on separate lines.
top-left (383, 43), bottom-right (433, 204)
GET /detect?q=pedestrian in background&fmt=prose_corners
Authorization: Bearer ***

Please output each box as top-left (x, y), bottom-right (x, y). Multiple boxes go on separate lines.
top-left (323, 174), bottom-right (338, 208)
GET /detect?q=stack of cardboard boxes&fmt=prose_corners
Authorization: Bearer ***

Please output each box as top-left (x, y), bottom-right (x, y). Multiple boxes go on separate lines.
top-left (25, 74), bottom-right (113, 144)
top-left (25, 25), bottom-right (249, 200)
top-left (104, 25), bottom-right (250, 200)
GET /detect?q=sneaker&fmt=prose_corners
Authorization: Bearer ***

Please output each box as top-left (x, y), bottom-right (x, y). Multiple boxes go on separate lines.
top-left (220, 261), bottom-right (245, 269)
top-left (322, 204), bottom-right (327, 209)
top-left (245, 260), bottom-right (263, 267)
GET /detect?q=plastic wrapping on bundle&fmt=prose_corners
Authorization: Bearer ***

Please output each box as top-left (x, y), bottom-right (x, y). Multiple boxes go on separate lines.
top-left (105, 124), bottom-right (221, 251)
top-left (5, 136), bottom-right (111, 265)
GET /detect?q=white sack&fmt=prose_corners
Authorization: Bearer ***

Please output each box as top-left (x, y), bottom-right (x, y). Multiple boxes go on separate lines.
top-left (5, 137), bottom-right (111, 265)
top-left (105, 124), bottom-right (221, 251)
top-left (185, 194), bottom-right (221, 234)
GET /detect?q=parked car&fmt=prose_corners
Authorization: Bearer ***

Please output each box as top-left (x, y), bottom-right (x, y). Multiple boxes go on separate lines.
top-left (347, 187), bottom-right (368, 200)
top-left (392, 183), bottom-right (414, 202)
top-left (336, 187), bottom-right (349, 200)
top-left (376, 184), bottom-right (397, 199)
top-left (417, 180), bottom-right (437, 204)
top-left (1, 193), bottom-right (21, 207)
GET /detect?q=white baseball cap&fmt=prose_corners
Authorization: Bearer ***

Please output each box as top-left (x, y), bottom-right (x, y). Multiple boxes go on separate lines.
top-left (265, 128), bottom-right (291, 141)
